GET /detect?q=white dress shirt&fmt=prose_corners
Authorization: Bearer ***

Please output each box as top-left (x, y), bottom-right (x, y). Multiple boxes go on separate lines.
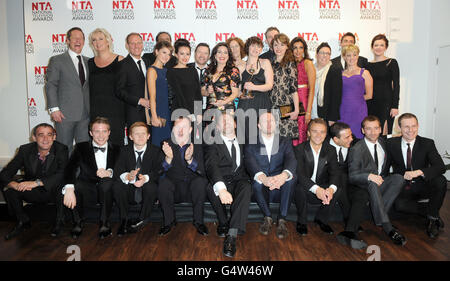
top-left (212, 134), bottom-right (240, 196)
top-left (309, 143), bottom-right (338, 194)
top-left (130, 54), bottom-right (147, 78)
top-left (329, 138), bottom-right (348, 162)
top-left (401, 138), bottom-right (416, 169)
top-left (364, 138), bottom-right (385, 175)
top-left (194, 63), bottom-right (208, 110)
top-left (120, 144), bottom-right (150, 184)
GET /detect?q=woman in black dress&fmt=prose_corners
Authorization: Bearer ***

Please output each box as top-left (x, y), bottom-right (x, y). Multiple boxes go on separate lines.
top-left (88, 28), bottom-right (125, 145)
top-left (367, 34), bottom-right (400, 135)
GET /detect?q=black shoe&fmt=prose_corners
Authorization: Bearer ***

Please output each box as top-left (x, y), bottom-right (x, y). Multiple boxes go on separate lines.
top-left (337, 231), bottom-right (367, 249)
top-left (223, 235), bottom-right (236, 258)
top-left (129, 219), bottom-right (147, 233)
top-left (357, 226), bottom-right (364, 233)
top-left (194, 223), bottom-right (209, 236)
top-left (5, 221), bottom-right (31, 240)
top-left (426, 219), bottom-right (440, 239)
top-left (117, 220), bottom-right (128, 237)
top-left (296, 222), bottom-right (308, 236)
top-left (99, 223), bottom-right (112, 239)
top-left (159, 220), bottom-right (176, 236)
top-left (314, 219), bottom-right (334, 234)
top-left (217, 224), bottom-right (229, 238)
top-left (50, 221), bottom-right (64, 237)
top-left (71, 221), bottom-right (83, 239)
top-left (437, 217), bottom-right (445, 229)
top-left (388, 229), bottom-right (407, 246)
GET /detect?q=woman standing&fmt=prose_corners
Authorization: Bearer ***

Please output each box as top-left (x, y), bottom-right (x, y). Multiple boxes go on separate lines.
top-left (290, 37), bottom-right (316, 145)
top-left (88, 28), bottom-right (125, 146)
top-left (270, 33), bottom-right (299, 139)
top-left (226, 37), bottom-right (246, 71)
top-left (339, 44), bottom-right (373, 139)
top-left (367, 34), bottom-right (400, 135)
top-left (147, 41), bottom-right (173, 147)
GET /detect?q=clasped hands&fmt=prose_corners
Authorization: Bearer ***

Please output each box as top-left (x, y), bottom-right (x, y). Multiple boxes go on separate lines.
top-left (315, 187), bottom-right (335, 205)
top-left (258, 172), bottom-right (289, 191)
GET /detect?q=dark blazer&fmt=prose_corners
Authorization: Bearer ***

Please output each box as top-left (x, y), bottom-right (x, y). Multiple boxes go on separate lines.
top-left (295, 141), bottom-right (340, 192)
top-left (113, 142), bottom-right (163, 185)
top-left (0, 142), bottom-right (69, 192)
top-left (386, 136), bottom-right (446, 182)
top-left (142, 52), bottom-right (177, 68)
top-left (162, 139), bottom-right (205, 181)
top-left (317, 64), bottom-right (343, 122)
top-left (204, 141), bottom-right (249, 186)
top-left (348, 138), bottom-right (390, 188)
top-left (245, 135), bottom-right (296, 179)
top-left (187, 62), bottom-right (204, 85)
top-left (64, 141), bottom-right (121, 185)
top-left (331, 55), bottom-right (369, 72)
top-left (115, 54), bottom-right (149, 126)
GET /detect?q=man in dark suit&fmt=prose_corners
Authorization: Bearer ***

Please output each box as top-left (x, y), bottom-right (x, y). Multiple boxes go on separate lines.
top-left (204, 112), bottom-right (252, 258)
top-left (116, 33), bottom-right (151, 127)
top-left (142, 31), bottom-right (177, 68)
top-left (259, 27), bottom-right (279, 62)
top-left (387, 113), bottom-right (447, 238)
top-left (112, 122), bottom-right (162, 236)
top-left (45, 27), bottom-right (90, 152)
top-left (245, 112), bottom-right (296, 239)
top-left (293, 118), bottom-right (341, 236)
top-left (61, 117), bottom-right (120, 239)
top-left (346, 115), bottom-right (407, 247)
top-left (187, 43), bottom-right (210, 111)
top-left (159, 117), bottom-right (209, 236)
top-left (331, 32), bottom-right (368, 72)
top-left (1, 124), bottom-right (68, 240)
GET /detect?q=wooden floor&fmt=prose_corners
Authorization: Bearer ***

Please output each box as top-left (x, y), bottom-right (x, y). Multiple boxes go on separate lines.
top-left (1, 196), bottom-right (449, 261)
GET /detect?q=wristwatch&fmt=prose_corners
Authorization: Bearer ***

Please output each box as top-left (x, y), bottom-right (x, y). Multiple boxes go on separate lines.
top-left (35, 179), bottom-right (43, 186)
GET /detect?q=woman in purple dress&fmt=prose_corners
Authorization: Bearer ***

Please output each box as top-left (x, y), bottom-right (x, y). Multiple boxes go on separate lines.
top-left (339, 44), bottom-right (373, 139)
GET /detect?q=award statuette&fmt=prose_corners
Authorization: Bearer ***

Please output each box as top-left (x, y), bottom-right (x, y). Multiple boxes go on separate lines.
top-left (241, 68), bottom-right (255, 100)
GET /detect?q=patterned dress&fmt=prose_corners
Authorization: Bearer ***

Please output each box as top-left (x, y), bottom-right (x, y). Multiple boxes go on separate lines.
top-left (203, 66), bottom-right (241, 111)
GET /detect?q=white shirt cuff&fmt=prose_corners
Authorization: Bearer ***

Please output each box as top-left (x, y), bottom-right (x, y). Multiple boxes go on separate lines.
top-left (254, 172), bottom-right (266, 184)
top-left (213, 181), bottom-right (227, 196)
top-left (283, 170), bottom-right (293, 181)
top-left (107, 168), bottom-right (113, 178)
top-left (120, 172), bottom-right (132, 184)
top-left (329, 184), bottom-right (337, 193)
top-left (49, 107), bottom-right (60, 114)
top-left (62, 184), bottom-right (74, 195)
top-left (309, 184), bottom-right (319, 194)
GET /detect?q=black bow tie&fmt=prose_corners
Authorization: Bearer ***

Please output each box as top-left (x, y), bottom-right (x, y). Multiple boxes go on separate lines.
top-left (93, 146), bottom-right (106, 153)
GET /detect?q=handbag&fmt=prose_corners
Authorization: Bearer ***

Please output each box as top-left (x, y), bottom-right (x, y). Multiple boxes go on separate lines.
top-left (278, 102), bottom-right (306, 119)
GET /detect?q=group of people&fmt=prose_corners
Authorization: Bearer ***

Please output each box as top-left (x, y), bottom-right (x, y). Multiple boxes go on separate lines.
top-left (0, 26), bottom-right (447, 259)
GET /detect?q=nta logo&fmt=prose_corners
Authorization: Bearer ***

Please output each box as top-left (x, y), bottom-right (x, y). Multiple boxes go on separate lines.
top-left (32, 2), bottom-right (53, 21)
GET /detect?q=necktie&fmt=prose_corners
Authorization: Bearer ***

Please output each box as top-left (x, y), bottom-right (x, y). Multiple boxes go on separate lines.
top-left (230, 140), bottom-right (237, 171)
top-left (338, 147), bottom-right (344, 164)
top-left (93, 146), bottom-right (106, 153)
top-left (135, 151), bottom-right (143, 203)
top-left (77, 55), bottom-right (85, 86)
top-left (374, 144), bottom-right (379, 174)
top-left (405, 143), bottom-right (412, 190)
top-left (197, 67), bottom-right (205, 81)
top-left (137, 60), bottom-right (144, 76)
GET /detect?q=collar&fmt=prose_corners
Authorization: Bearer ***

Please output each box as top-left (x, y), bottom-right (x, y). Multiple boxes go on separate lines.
top-left (401, 137), bottom-right (416, 147)
top-left (92, 141), bottom-right (108, 149)
top-left (134, 143), bottom-right (147, 153)
top-left (130, 54), bottom-right (143, 64)
top-left (309, 142), bottom-right (322, 155)
top-left (364, 137), bottom-right (380, 148)
top-left (68, 48), bottom-right (82, 60)
top-left (195, 63), bottom-right (207, 70)
top-left (220, 134), bottom-right (236, 143)
top-left (261, 134), bottom-right (275, 145)
top-left (329, 138), bottom-right (343, 150)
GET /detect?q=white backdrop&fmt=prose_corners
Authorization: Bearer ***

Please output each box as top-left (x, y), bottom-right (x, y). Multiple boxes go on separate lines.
top-left (23, 0), bottom-right (387, 130)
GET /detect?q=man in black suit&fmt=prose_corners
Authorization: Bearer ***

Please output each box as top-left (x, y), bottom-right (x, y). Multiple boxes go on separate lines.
top-left (159, 117), bottom-right (209, 236)
top-left (112, 122), bottom-right (162, 236)
top-left (61, 117), bottom-right (120, 239)
top-left (259, 27), bottom-right (279, 62)
top-left (142, 31), bottom-right (177, 68)
top-left (245, 112), bottom-right (296, 239)
top-left (293, 118), bottom-right (341, 236)
top-left (116, 33), bottom-right (151, 126)
top-left (331, 32), bottom-right (368, 72)
top-left (387, 113), bottom-right (447, 238)
top-left (347, 115), bottom-right (407, 247)
top-left (187, 43), bottom-right (210, 111)
top-left (204, 112), bottom-right (252, 258)
top-left (1, 124), bottom-right (68, 240)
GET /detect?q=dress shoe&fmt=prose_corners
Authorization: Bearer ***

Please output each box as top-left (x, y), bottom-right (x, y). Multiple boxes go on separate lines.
top-left (129, 219), bottom-right (147, 233)
top-left (296, 222), bottom-right (307, 236)
top-left (117, 220), bottom-right (128, 237)
top-left (259, 216), bottom-right (273, 236)
top-left (71, 221), bottom-right (83, 239)
top-left (437, 217), bottom-right (445, 229)
top-left (217, 224), bottom-right (229, 238)
top-left (5, 220), bottom-right (31, 240)
top-left (337, 231), bottom-right (367, 249)
top-left (388, 229), bottom-right (407, 246)
top-left (50, 221), bottom-right (64, 237)
top-left (314, 219), bottom-right (334, 234)
top-left (223, 235), bottom-right (236, 258)
top-left (358, 226), bottom-right (364, 233)
top-left (276, 219), bottom-right (288, 239)
top-left (159, 220), bottom-right (176, 236)
top-left (426, 218), bottom-right (440, 239)
top-left (99, 223), bottom-right (112, 239)
top-left (193, 223), bottom-right (209, 236)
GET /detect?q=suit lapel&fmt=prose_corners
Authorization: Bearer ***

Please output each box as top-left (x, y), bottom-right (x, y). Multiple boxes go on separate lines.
top-left (411, 136), bottom-right (421, 170)
top-left (361, 140), bottom-right (377, 172)
top-left (219, 142), bottom-right (233, 164)
top-left (394, 137), bottom-right (406, 170)
top-left (29, 143), bottom-right (40, 176)
top-left (64, 52), bottom-right (82, 86)
top-left (43, 145), bottom-right (55, 174)
top-left (379, 138), bottom-right (388, 172)
top-left (304, 142), bottom-right (315, 177)
top-left (106, 143), bottom-right (115, 170)
top-left (88, 142), bottom-right (98, 171)
top-left (317, 145), bottom-right (328, 178)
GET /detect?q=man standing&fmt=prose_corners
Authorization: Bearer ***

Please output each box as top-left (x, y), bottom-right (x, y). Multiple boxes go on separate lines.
top-left (387, 113), bottom-right (447, 238)
top-left (45, 27), bottom-right (90, 152)
top-left (259, 27), bottom-right (280, 62)
top-left (187, 43), bottom-right (210, 111)
top-left (331, 32), bottom-right (368, 71)
top-left (245, 112), bottom-right (296, 239)
top-left (61, 117), bottom-right (121, 239)
top-left (1, 124), bottom-right (68, 240)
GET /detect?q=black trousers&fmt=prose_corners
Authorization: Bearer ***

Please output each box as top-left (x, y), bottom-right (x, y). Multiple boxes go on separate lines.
top-left (336, 173), bottom-right (352, 221)
top-left (112, 180), bottom-right (158, 221)
top-left (158, 176), bottom-right (208, 226)
top-left (4, 185), bottom-right (63, 223)
top-left (206, 179), bottom-right (252, 232)
top-left (69, 179), bottom-right (114, 224)
top-left (294, 183), bottom-right (341, 224)
top-left (345, 185), bottom-right (370, 232)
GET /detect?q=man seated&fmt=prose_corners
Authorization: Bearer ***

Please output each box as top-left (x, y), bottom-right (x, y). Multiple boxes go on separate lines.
top-left (245, 112), bottom-right (296, 239)
top-left (61, 117), bottom-right (121, 239)
top-left (293, 118), bottom-right (341, 236)
top-left (159, 117), bottom-right (209, 236)
top-left (387, 113), bottom-right (447, 238)
top-left (204, 112), bottom-right (252, 258)
top-left (346, 115), bottom-right (407, 247)
top-left (1, 123), bottom-right (68, 240)
top-left (112, 122), bottom-right (162, 236)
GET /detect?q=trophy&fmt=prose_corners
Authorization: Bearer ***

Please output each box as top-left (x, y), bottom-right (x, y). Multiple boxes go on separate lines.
top-left (206, 73), bottom-right (225, 111)
top-left (241, 68), bottom-right (255, 99)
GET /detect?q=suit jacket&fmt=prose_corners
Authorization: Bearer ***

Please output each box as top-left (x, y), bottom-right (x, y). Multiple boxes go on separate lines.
top-left (187, 62), bottom-right (204, 85)
top-left (245, 135), bottom-right (296, 180)
top-left (204, 141), bottom-right (249, 186)
top-left (317, 64), bottom-right (343, 122)
top-left (387, 136), bottom-right (445, 182)
top-left (142, 52), bottom-right (177, 68)
top-left (0, 142), bottom-right (69, 192)
top-left (45, 51), bottom-right (90, 121)
top-left (331, 55), bottom-right (369, 72)
top-left (295, 141), bottom-right (340, 192)
top-left (113, 142), bottom-right (163, 185)
top-left (64, 141), bottom-right (121, 185)
top-left (115, 54), bottom-right (150, 126)
top-left (162, 139), bottom-right (205, 182)
top-left (348, 138), bottom-right (390, 188)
